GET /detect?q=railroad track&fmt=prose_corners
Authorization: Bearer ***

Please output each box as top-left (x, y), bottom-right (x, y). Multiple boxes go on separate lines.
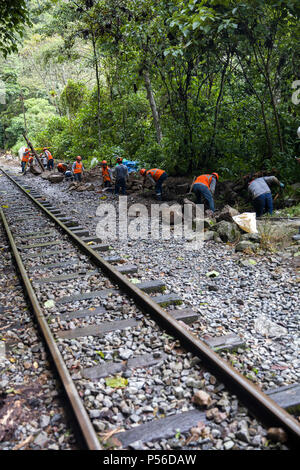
top-left (0, 166), bottom-right (299, 450)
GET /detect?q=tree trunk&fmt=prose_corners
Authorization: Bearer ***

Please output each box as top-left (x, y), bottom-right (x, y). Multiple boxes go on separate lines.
top-left (208, 53), bottom-right (230, 160)
top-left (144, 70), bottom-right (163, 145)
top-left (92, 32), bottom-right (101, 148)
top-left (266, 75), bottom-right (284, 153)
top-left (20, 93), bottom-right (27, 135)
top-left (236, 53), bottom-right (273, 158)
top-left (259, 99), bottom-right (273, 160)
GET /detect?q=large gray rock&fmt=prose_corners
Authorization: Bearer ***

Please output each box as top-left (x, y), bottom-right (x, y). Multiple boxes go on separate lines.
top-left (30, 165), bottom-right (42, 175)
top-left (213, 232), bottom-right (222, 243)
top-left (235, 240), bottom-right (257, 252)
top-left (41, 170), bottom-right (51, 180)
top-left (203, 231), bottom-right (215, 241)
top-left (48, 173), bottom-right (64, 183)
top-left (214, 220), bottom-right (240, 242)
top-left (192, 218), bottom-right (214, 231)
top-left (240, 233), bottom-right (261, 243)
top-left (215, 205), bottom-right (239, 223)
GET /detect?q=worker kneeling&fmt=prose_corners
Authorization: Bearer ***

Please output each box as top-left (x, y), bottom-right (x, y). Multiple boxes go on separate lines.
top-left (140, 168), bottom-right (168, 201)
top-left (191, 173), bottom-right (219, 213)
top-left (64, 170), bottom-right (73, 181)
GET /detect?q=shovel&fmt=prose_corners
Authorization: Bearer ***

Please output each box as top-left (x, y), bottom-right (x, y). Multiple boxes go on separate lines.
top-left (186, 177), bottom-right (196, 195)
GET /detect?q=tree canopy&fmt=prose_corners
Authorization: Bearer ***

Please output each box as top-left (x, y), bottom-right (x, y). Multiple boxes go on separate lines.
top-left (0, 0), bottom-right (31, 57)
top-left (0, 0), bottom-right (299, 181)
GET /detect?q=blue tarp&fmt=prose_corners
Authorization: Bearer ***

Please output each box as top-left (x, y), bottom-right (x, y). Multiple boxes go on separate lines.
top-left (122, 159), bottom-right (139, 173)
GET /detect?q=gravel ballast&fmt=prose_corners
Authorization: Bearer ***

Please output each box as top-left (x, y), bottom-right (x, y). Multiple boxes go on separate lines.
top-left (0, 159), bottom-right (299, 450)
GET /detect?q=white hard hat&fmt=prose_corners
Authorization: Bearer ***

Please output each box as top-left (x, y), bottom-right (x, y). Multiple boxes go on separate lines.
top-left (297, 126), bottom-right (300, 138)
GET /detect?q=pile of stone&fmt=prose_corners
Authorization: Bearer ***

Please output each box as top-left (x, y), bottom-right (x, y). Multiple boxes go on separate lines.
top-left (67, 182), bottom-right (96, 192)
top-left (189, 204), bottom-right (262, 252)
top-left (126, 174), bottom-right (143, 194)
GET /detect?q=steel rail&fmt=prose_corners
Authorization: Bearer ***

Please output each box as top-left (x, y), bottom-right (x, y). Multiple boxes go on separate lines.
top-left (1, 167), bottom-right (300, 449)
top-left (0, 206), bottom-right (102, 450)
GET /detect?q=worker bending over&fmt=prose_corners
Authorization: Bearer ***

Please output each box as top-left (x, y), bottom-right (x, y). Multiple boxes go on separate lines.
top-left (101, 160), bottom-right (113, 188)
top-left (247, 175), bottom-right (284, 217)
top-left (140, 168), bottom-right (168, 200)
top-left (57, 162), bottom-right (73, 181)
top-left (40, 147), bottom-right (54, 171)
top-left (57, 162), bottom-right (68, 173)
top-left (114, 157), bottom-right (128, 195)
top-left (191, 173), bottom-right (219, 213)
top-left (72, 156), bottom-right (84, 182)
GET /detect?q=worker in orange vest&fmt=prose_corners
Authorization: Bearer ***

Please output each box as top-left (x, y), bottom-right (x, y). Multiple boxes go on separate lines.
top-left (57, 162), bottom-right (73, 180)
top-left (140, 168), bottom-right (168, 200)
top-left (44, 148), bottom-right (54, 170)
top-left (72, 156), bottom-right (84, 182)
top-left (191, 172), bottom-right (219, 213)
top-left (21, 148), bottom-right (30, 173)
top-left (101, 160), bottom-right (113, 188)
top-left (57, 162), bottom-right (68, 173)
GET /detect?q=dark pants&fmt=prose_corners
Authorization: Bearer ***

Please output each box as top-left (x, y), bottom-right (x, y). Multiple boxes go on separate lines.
top-left (192, 183), bottom-right (215, 212)
top-left (155, 173), bottom-right (168, 200)
top-left (47, 159), bottom-right (54, 170)
top-left (104, 180), bottom-right (112, 188)
top-left (253, 192), bottom-right (273, 217)
top-left (65, 171), bottom-right (73, 181)
top-left (115, 178), bottom-right (126, 195)
top-left (74, 173), bottom-right (82, 182)
top-left (21, 161), bottom-right (27, 173)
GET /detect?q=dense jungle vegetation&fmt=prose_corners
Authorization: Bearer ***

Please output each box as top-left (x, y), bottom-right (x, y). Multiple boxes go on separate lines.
top-left (0, 0), bottom-right (300, 181)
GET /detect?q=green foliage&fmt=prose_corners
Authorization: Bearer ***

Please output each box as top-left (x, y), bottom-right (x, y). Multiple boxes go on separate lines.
top-left (0, 121), bottom-right (4, 147)
top-left (60, 80), bottom-right (89, 117)
top-left (275, 203), bottom-right (300, 217)
top-left (7, 98), bottom-right (56, 151)
top-left (0, 1), bottom-right (31, 57)
top-left (0, 0), bottom-right (300, 186)
top-left (5, 98), bottom-right (55, 152)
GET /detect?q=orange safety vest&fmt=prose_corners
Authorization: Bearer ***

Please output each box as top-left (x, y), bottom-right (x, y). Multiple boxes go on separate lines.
top-left (57, 163), bottom-right (67, 172)
top-left (45, 150), bottom-right (53, 160)
top-left (73, 161), bottom-right (83, 174)
top-left (102, 166), bottom-right (111, 182)
top-left (147, 168), bottom-right (165, 182)
top-left (22, 152), bottom-right (30, 162)
top-left (194, 174), bottom-right (214, 189)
